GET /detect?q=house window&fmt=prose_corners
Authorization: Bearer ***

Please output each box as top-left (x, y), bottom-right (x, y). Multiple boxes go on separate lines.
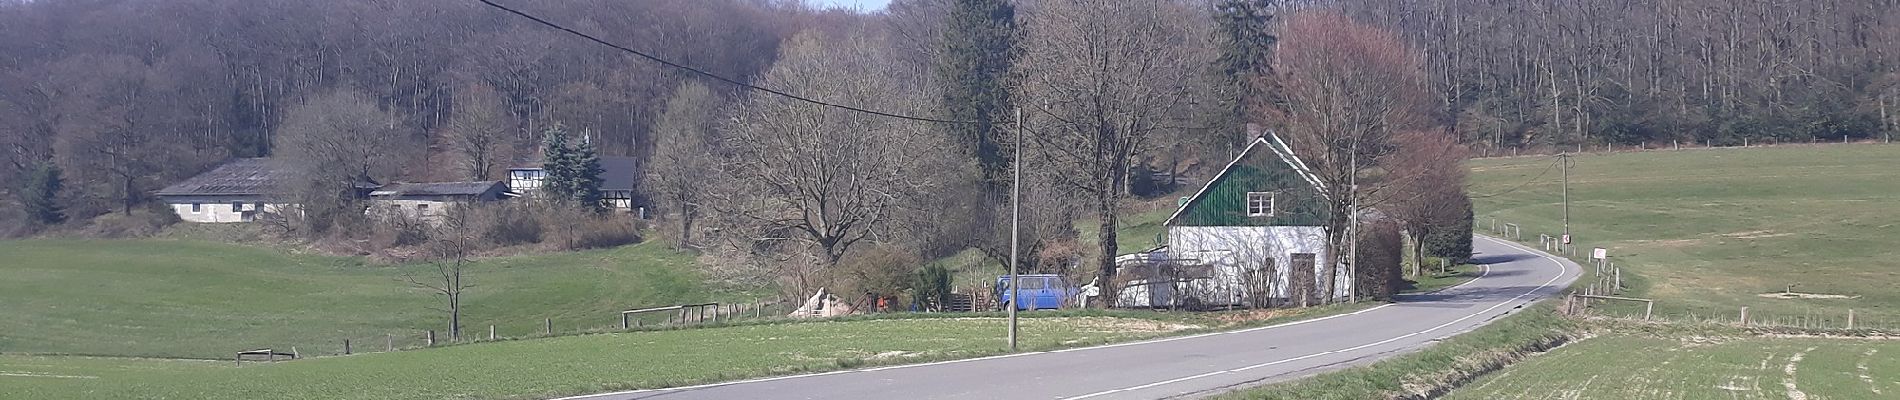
top-left (231, 202), bottom-right (243, 212)
top-left (1246, 192), bottom-right (1275, 217)
top-left (190, 203), bottom-right (201, 213)
top-left (417, 204), bottom-right (429, 214)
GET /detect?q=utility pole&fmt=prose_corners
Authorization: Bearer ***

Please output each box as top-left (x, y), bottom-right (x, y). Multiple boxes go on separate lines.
top-left (1560, 152), bottom-right (1570, 246)
top-left (1008, 107), bottom-right (1022, 352)
top-left (1347, 131), bottom-right (1360, 304)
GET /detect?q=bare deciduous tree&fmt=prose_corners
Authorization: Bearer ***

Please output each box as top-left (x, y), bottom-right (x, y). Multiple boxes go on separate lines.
top-left (645, 81), bottom-right (721, 248)
top-left (273, 90), bottom-right (412, 232)
top-left (712, 31), bottom-right (965, 267)
top-left (405, 207), bottom-right (477, 342)
top-left (1267, 10), bottom-right (1430, 303)
top-left (1016, 0), bottom-right (1214, 306)
top-left (445, 82), bottom-right (515, 181)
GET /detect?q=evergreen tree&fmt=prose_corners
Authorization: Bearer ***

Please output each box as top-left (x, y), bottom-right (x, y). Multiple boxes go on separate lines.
top-left (538, 125), bottom-right (605, 210)
top-left (540, 125), bottom-right (576, 201)
top-left (937, 0), bottom-right (1019, 187)
top-left (21, 164), bottom-right (67, 225)
top-left (1211, 0), bottom-right (1277, 147)
top-left (570, 133), bottom-right (605, 211)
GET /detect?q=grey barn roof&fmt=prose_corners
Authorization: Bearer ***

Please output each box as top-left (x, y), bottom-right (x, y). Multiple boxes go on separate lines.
top-left (156, 158), bottom-right (285, 196)
top-left (370, 181), bottom-right (507, 197)
top-left (510, 156), bottom-right (638, 192)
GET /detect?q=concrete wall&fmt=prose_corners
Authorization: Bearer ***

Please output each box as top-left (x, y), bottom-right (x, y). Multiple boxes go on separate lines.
top-left (1115, 226), bottom-right (1340, 307)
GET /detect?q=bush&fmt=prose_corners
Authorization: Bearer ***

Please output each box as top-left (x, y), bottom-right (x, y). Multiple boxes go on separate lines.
top-left (464, 202), bottom-right (541, 246)
top-left (79, 206), bottom-right (179, 238)
top-left (542, 207), bottom-right (641, 251)
top-left (911, 264), bottom-right (953, 311)
top-left (834, 245), bottom-right (922, 301)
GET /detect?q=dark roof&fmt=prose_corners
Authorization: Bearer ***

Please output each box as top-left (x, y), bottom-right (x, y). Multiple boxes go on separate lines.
top-left (370, 181), bottom-right (507, 197)
top-left (510, 156), bottom-right (638, 192)
top-left (156, 158), bottom-right (285, 196)
top-left (598, 156), bottom-right (637, 192)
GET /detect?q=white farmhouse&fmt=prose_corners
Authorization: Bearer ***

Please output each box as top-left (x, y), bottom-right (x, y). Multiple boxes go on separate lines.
top-left (1115, 132), bottom-right (1347, 308)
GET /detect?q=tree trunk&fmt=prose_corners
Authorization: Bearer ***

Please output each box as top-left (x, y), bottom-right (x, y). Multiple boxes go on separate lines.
top-left (1094, 189), bottom-right (1119, 308)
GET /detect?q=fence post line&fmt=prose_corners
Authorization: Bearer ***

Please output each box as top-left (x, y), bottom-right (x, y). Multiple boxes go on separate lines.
top-left (545, 318), bottom-right (553, 335)
top-left (344, 339), bottom-right (351, 355)
top-left (489, 325), bottom-right (496, 340)
top-left (1848, 309), bottom-right (1855, 330)
top-left (621, 313), bottom-right (630, 329)
top-left (1740, 306), bottom-right (1749, 326)
top-left (1644, 301), bottom-right (1653, 320)
top-left (427, 330), bottom-right (436, 347)
top-left (386, 333), bottom-right (393, 352)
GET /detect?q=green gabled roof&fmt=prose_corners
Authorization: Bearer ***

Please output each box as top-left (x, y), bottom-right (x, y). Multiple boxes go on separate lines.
top-left (1163, 131), bottom-right (1328, 227)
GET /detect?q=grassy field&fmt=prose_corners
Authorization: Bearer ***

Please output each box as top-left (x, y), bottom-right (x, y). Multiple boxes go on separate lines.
top-left (1468, 144), bottom-right (1900, 324)
top-left (0, 316), bottom-right (1182, 399)
top-left (1449, 335), bottom-right (1899, 399)
top-left (0, 306), bottom-right (1383, 400)
top-left (0, 239), bottom-right (714, 359)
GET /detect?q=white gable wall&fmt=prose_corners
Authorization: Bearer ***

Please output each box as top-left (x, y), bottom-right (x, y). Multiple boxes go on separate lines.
top-left (1143, 225), bottom-right (1342, 306)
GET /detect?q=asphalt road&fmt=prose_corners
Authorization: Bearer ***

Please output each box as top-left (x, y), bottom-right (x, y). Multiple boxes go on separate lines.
top-left (561, 236), bottom-right (1581, 400)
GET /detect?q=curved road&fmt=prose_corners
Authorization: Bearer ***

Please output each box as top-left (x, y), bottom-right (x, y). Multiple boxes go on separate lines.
top-left (563, 236), bottom-right (1580, 400)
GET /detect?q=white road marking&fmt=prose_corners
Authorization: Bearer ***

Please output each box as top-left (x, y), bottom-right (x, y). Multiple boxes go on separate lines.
top-left (1056, 236), bottom-right (1571, 400)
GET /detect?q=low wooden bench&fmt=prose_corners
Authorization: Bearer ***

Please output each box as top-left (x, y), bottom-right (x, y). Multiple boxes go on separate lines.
top-left (235, 348), bottom-right (297, 366)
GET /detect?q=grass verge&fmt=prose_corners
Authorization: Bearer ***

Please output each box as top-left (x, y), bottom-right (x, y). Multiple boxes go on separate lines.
top-left (1215, 303), bottom-right (1579, 400)
top-left (0, 304), bottom-right (1371, 400)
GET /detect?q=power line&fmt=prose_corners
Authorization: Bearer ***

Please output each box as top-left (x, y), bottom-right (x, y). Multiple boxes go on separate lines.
top-left (1470, 155), bottom-right (1562, 199)
top-left (473, 0), bottom-right (971, 124)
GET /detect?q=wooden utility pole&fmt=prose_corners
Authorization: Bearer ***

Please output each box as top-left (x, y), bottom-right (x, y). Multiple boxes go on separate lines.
top-left (1008, 107), bottom-right (1021, 352)
top-left (1561, 153), bottom-right (1570, 247)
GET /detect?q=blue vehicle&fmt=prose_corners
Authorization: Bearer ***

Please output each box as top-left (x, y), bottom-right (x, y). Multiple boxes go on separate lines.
top-left (995, 274), bottom-right (1076, 310)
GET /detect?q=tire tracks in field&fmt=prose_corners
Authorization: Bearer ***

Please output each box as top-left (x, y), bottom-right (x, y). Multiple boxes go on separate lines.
top-left (1782, 347), bottom-right (1815, 400)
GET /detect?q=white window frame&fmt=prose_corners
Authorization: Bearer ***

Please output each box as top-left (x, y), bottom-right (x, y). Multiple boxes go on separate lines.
top-left (1245, 192), bottom-right (1276, 217)
top-left (190, 203), bottom-right (201, 213)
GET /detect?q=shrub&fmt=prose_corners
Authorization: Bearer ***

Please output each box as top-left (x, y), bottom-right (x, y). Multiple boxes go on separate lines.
top-left (911, 264), bottom-right (953, 311)
top-left (542, 207), bottom-right (641, 251)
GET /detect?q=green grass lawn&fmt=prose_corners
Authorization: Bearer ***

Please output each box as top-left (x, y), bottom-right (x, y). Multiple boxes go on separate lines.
top-left (0, 307), bottom-right (1386, 400)
top-left (1468, 144), bottom-right (1900, 324)
top-left (0, 239), bottom-right (712, 359)
top-left (1448, 335), bottom-right (1899, 399)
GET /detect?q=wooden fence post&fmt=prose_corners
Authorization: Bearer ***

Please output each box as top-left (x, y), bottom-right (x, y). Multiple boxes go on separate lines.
top-left (1739, 306), bottom-right (1749, 326)
top-left (1848, 309), bottom-right (1855, 330)
top-left (621, 313), bottom-right (630, 330)
top-left (1644, 301), bottom-right (1653, 321)
top-left (344, 339), bottom-right (351, 355)
top-left (545, 318), bottom-right (553, 335)
top-left (386, 333), bottom-right (393, 352)
top-left (427, 330), bottom-right (436, 347)
top-left (489, 325), bottom-right (496, 340)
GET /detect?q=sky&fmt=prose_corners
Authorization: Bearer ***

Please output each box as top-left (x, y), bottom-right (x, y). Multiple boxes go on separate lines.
top-left (808, 0), bottom-right (892, 12)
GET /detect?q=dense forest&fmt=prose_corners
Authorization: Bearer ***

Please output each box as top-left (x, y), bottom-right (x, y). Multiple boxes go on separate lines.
top-left (1, 0), bottom-right (1894, 303)
top-left (1343, 0), bottom-right (1900, 148)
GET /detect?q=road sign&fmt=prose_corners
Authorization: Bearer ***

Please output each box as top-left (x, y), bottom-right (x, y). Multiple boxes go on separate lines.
top-left (1562, 234), bottom-right (1572, 244)
top-left (1592, 247), bottom-right (1607, 260)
